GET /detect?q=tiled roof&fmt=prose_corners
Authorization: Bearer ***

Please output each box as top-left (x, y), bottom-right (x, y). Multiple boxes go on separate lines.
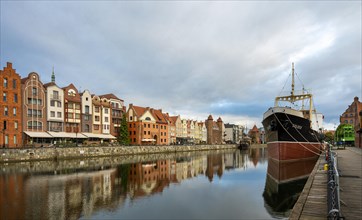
top-left (132, 105), bottom-right (147, 117)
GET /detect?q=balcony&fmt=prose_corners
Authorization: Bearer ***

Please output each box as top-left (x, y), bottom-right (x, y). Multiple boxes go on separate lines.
top-left (50, 94), bottom-right (62, 101)
top-left (27, 114), bottom-right (43, 118)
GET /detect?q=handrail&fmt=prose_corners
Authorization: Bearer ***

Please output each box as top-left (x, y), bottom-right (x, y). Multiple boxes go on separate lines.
top-left (326, 144), bottom-right (344, 219)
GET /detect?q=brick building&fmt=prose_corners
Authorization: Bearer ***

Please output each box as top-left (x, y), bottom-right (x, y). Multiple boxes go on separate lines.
top-left (340, 96), bottom-right (362, 148)
top-left (0, 62), bottom-right (23, 148)
top-left (21, 72), bottom-right (50, 146)
top-left (127, 104), bottom-right (169, 145)
top-left (205, 115), bottom-right (224, 144)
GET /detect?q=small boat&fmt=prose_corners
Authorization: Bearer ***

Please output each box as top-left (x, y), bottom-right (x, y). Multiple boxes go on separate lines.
top-left (262, 63), bottom-right (324, 161)
top-left (238, 139), bottom-right (250, 150)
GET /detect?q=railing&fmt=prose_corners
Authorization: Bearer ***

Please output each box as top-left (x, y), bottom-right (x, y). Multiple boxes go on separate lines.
top-left (326, 145), bottom-right (344, 219)
top-left (50, 94), bottom-right (62, 100)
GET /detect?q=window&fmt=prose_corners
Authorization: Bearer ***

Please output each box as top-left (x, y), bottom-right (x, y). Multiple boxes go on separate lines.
top-left (130, 116), bottom-right (133, 121)
top-left (84, 115), bottom-right (89, 121)
top-left (57, 112), bottom-right (61, 118)
top-left (144, 131), bottom-right (146, 135)
top-left (133, 138), bottom-right (136, 142)
top-left (130, 131), bottom-right (132, 135)
top-left (148, 124), bottom-right (150, 128)
top-left (94, 125), bottom-right (99, 130)
top-left (53, 91), bottom-right (59, 99)
top-left (85, 124), bottom-right (90, 132)
top-left (5, 135), bottom-right (8, 145)
top-left (14, 94), bottom-right (18, 103)
top-left (13, 135), bottom-right (17, 144)
top-left (32, 87), bottom-right (37, 95)
top-left (145, 117), bottom-right (151, 121)
top-left (12, 79), bottom-right (16, 89)
top-left (133, 131), bottom-right (136, 135)
top-left (3, 78), bottom-right (8, 88)
top-left (85, 105), bottom-right (90, 114)
top-left (148, 131), bottom-right (150, 135)
top-left (4, 107), bottom-right (8, 116)
top-left (50, 100), bottom-right (55, 107)
top-left (344, 120), bottom-right (348, 124)
top-left (13, 107), bottom-right (16, 116)
top-left (75, 104), bottom-right (80, 110)
top-left (350, 120), bottom-right (353, 124)
top-left (86, 97), bottom-right (88, 101)
top-left (105, 117), bottom-right (109, 122)
top-left (37, 99), bottom-right (42, 105)
top-left (3, 92), bottom-right (7, 102)
top-left (95, 116), bottom-right (100, 121)
top-left (57, 101), bottom-right (61, 107)
top-left (153, 125), bottom-right (155, 128)
top-left (95, 107), bottom-right (99, 113)
top-left (105, 108), bottom-right (108, 114)
top-left (14, 121), bottom-right (18, 129)
top-left (51, 111), bottom-right (55, 117)
top-left (67, 113), bottom-right (73, 119)
top-left (75, 113), bottom-right (80, 119)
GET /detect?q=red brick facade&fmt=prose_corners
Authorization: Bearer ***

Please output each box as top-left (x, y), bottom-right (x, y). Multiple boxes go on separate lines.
top-left (0, 63), bottom-right (23, 148)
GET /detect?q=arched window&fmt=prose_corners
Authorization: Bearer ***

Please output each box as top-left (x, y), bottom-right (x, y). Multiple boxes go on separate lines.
top-left (3, 78), bottom-right (8, 88)
top-left (350, 120), bottom-right (353, 124)
top-left (145, 117), bottom-right (151, 121)
top-left (85, 124), bottom-right (90, 132)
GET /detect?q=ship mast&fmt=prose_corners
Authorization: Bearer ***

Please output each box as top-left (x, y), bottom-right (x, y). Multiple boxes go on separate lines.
top-left (291, 62), bottom-right (295, 97)
top-left (274, 63), bottom-right (313, 116)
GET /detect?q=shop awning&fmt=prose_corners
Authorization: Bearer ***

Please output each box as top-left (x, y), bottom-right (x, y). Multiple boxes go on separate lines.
top-left (47, 132), bottom-right (87, 138)
top-left (24, 131), bottom-right (53, 138)
top-left (82, 133), bottom-right (116, 139)
top-left (141, 138), bottom-right (156, 142)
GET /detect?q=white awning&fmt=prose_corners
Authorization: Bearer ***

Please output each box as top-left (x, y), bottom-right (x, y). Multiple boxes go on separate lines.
top-left (24, 131), bottom-right (53, 138)
top-left (82, 133), bottom-right (116, 139)
top-left (47, 131), bottom-right (87, 138)
top-left (141, 138), bottom-right (156, 142)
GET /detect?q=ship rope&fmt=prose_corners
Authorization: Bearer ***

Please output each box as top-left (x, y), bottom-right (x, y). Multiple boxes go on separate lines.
top-left (283, 113), bottom-right (324, 153)
top-left (272, 113), bottom-right (322, 156)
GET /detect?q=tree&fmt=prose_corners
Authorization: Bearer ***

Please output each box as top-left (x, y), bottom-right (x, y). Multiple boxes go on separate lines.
top-left (324, 131), bottom-right (335, 144)
top-left (118, 114), bottom-right (130, 146)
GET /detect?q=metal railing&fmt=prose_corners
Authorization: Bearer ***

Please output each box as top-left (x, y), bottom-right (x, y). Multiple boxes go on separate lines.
top-left (326, 145), bottom-right (344, 219)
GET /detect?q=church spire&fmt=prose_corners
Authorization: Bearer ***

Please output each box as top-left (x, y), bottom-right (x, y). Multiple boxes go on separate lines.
top-left (51, 66), bottom-right (55, 83)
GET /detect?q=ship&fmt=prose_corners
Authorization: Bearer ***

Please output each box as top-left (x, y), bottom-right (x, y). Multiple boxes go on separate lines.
top-left (262, 63), bottom-right (324, 161)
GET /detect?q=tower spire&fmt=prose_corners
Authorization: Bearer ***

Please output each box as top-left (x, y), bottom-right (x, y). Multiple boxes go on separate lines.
top-left (51, 66), bottom-right (55, 83)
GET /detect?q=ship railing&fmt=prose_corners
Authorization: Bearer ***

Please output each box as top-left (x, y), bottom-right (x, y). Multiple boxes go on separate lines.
top-left (326, 145), bottom-right (344, 219)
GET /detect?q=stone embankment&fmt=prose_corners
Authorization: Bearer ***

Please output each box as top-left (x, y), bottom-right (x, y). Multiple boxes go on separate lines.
top-left (0, 144), bottom-right (237, 163)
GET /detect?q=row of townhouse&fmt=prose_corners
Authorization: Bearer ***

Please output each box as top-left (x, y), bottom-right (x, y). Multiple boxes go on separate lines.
top-left (0, 62), bottom-right (125, 148)
top-left (126, 104), bottom-right (223, 145)
top-left (1, 62), bottom-right (225, 148)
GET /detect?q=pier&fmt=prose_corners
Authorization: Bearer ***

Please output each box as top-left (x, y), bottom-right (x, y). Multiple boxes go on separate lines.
top-left (290, 147), bottom-right (362, 219)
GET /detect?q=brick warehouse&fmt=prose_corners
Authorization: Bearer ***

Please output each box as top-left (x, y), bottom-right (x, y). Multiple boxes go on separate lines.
top-left (0, 63), bottom-right (23, 148)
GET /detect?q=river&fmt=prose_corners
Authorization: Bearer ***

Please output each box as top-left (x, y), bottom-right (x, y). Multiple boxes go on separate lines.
top-left (0, 147), bottom-right (317, 220)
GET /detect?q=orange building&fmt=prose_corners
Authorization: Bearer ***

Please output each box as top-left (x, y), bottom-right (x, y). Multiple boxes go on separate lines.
top-left (248, 125), bottom-right (260, 144)
top-left (126, 104), bottom-right (169, 145)
top-left (0, 62), bottom-right (22, 148)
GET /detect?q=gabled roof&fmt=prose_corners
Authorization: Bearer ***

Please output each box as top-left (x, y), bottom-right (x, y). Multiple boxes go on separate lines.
top-left (99, 93), bottom-right (124, 102)
top-left (132, 105), bottom-right (147, 117)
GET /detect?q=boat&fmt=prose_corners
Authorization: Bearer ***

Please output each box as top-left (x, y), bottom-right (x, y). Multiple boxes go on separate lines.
top-left (262, 63), bottom-right (324, 161)
top-left (238, 139), bottom-right (250, 150)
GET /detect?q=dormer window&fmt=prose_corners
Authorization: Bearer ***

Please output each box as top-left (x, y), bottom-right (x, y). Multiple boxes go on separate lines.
top-left (145, 117), bottom-right (151, 121)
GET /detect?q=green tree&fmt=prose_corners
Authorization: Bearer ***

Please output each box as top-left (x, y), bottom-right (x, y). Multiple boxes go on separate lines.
top-left (118, 114), bottom-right (130, 146)
top-left (324, 131), bottom-right (335, 144)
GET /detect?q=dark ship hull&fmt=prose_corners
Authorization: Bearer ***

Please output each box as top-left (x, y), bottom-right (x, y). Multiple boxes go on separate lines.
top-left (262, 107), bottom-right (322, 161)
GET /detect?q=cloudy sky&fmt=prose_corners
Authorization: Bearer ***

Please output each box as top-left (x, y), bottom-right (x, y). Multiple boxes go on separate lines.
top-left (1, 1), bottom-right (361, 130)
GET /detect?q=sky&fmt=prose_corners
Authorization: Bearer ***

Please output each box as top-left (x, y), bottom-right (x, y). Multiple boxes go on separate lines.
top-left (1, 1), bottom-right (361, 130)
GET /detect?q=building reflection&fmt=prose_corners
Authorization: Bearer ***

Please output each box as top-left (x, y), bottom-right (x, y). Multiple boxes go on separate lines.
top-left (0, 148), bottom-right (267, 219)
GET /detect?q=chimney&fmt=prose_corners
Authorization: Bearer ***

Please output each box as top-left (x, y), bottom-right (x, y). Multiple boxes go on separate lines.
top-left (6, 62), bottom-right (12, 69)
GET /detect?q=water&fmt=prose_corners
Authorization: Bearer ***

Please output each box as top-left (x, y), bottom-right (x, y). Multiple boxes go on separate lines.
top-left (0, 147), bottom-right (317, 220)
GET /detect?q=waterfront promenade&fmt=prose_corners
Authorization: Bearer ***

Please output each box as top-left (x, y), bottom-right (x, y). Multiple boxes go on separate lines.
top-left (290, 147), bottom-right (362, 219)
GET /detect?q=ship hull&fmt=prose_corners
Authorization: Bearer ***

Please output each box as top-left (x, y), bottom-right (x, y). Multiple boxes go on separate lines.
top-left (262, 107), bottom-right (322, 161)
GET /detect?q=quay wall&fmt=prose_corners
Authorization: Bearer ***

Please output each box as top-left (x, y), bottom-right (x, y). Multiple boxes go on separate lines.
top-left (0, 144), bottom-right (237, 163)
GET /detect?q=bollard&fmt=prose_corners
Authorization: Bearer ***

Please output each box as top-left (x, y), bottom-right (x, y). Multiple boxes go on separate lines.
top-left (324, 163), bottom-right (329, 171)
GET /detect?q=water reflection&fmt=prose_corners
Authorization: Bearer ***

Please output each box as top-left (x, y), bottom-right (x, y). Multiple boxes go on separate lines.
top-left (1, 148), bottom-right (273, 220)
top-left (263, 158), bottom-right (318, 218)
